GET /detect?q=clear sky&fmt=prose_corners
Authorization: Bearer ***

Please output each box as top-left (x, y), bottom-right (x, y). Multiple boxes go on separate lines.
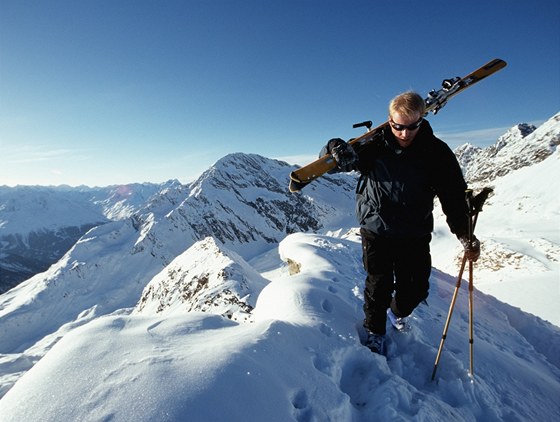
top-left (1, 0), bottom-right (559, 187)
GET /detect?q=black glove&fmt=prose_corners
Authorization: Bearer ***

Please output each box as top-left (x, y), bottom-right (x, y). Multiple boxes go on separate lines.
top-left (459, 235), bottom-right (480, 262)
top-left (327, 138), bottom-right (357, 169)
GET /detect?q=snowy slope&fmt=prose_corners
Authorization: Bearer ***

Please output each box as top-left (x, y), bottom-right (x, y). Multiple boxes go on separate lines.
top-left (0, 115), bottom-right (559, 420)
top-left (134, 236), bottom-right (269, 322)
top-left (0, 181), bottom-right (177, 292)
top-left (432, 112), bottom-right (560, 326)
top-left (0, 154), bottom-right (356, 397)
top-left (0, 233), bottom-right (558, 421)
top-left (0, 182), bottom-right (176, 236)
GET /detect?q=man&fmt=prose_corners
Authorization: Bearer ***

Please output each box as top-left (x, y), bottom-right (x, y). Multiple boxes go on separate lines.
top-left (322, 91), bottom-right (480, 354)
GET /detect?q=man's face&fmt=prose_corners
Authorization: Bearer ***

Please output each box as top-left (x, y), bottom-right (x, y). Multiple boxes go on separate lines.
top-left (389, 111), bottom-right (422, 148)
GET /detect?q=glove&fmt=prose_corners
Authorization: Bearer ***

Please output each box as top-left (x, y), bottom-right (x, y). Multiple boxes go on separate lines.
top-left (459, 235), bottom-right (480, 262)
top-left (327, 138), bottom-right (357, 169)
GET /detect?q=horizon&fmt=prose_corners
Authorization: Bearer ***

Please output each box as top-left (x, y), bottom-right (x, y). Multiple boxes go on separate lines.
top-left (1, 0), bottom-right (559, 187)
top-left (0, 116), bottom-right (552, 189)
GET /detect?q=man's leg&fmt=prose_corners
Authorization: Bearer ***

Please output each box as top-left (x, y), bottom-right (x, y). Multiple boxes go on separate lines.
top-left (361, 229), bottom-right (394, 335)
top-left (391, 235), bottom-right (431, 318)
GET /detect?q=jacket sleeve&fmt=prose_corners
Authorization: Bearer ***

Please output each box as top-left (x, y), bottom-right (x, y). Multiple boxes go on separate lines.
top-left (432, 142), bottom-right (470, 237)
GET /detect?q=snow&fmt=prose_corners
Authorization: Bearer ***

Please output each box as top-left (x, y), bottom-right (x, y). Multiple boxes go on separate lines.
top-left (0, 182), bottom-right (173, 236)
top-left (432, 146), bottom-right (560, 326)
top-left (0, 116), bottom-right (559, 420)
top-left (0, 233), bottom-right (558, 421)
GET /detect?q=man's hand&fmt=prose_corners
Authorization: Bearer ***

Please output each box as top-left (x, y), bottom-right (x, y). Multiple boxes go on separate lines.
top-left (327, 138), bottom-right (357, 169)
top-left (460, 235), bottom-right (481, 262)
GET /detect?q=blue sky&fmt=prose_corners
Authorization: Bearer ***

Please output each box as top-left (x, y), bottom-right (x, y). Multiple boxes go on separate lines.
top-left (1, 0), bottom-right (559, 187)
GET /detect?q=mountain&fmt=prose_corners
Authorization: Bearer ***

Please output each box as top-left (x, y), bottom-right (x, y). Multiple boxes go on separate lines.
top-left (164, 153), bottom-right (356, 258)
top-left (134, 236), bottom-right (269, 322)
top-left (0, 152), bottom-right (358, 403)
top-left (0, 113), bottom-right (559, 420)
top-left (0, 182), bottom-right (178, 293)
top-left (455, 112), bottom-right (559, 184)
top-left (0, 154), bottom-right (356, 356)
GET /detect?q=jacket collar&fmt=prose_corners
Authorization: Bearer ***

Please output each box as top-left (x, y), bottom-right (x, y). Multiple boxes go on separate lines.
top-left (384, 120), bottom-right (433, 154)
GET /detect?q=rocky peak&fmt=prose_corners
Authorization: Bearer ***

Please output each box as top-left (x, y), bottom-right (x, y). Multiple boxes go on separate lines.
top-left (134, 237), bottom-right (268, 322)
top-left (456, 112), bottom-right (559, 184)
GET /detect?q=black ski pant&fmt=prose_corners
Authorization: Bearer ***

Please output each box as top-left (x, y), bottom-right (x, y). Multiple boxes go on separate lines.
top-left (361, 228), bottom-right (431, 335)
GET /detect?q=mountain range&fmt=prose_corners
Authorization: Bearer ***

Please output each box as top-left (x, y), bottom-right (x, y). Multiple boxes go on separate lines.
top-left (0, 182), bottom-right (174, 292)
top-left (0, 112), bottom-right (558, 420)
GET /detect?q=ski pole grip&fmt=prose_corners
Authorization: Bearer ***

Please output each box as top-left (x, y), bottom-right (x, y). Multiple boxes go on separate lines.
top-left (471, 187), bottom-right (493, 213)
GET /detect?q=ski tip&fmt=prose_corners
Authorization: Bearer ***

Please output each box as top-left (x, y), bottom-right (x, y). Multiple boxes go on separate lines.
top-left (288, 178), bottom-right (309, 193)
top-left (289, 170), bottom-right (301, 183)
top-left (288, 171), bottom-right (313, 192)
top-left (487, 58), bottom-right (507, 70)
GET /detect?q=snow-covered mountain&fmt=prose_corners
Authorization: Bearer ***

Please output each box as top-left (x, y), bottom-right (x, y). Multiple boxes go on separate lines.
top-left (134, 236), bottom-right (269, 322)
top-left (0, 113), bottom-right (559, 420)
top-left (455, 112), bottom-right (559, 183)
top-left (0, 181), bottom-right (177, 292)
top-left (0, 154), bottom-right (355, 361)
top-left (432, 112), bottom-right (560, 326)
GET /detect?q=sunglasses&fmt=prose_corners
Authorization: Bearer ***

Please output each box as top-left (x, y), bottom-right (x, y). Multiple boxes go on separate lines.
top-left (389, 118), bottom-right (423, 131)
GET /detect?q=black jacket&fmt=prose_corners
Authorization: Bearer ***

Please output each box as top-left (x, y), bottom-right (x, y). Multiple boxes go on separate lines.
top-left (333, 120), bottom-right (469, 238)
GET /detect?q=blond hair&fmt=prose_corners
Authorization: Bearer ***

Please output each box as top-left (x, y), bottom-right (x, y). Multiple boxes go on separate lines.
top-left (389, 91), bottom-right (426, 119)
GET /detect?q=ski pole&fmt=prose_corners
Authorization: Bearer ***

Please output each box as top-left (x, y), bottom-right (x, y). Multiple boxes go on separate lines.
top-left (465, 188), bottom-right (494, 377)
top-left (431, 188), bottom-right (492, 381)
top-left (431, 190), bottom-right (474, 381)
top-left (468, 256), bottom-right (474, 378)
top-left (466, 190), bottom-right (475, 379)
top-left (431, 252), bottom-right (468, 381)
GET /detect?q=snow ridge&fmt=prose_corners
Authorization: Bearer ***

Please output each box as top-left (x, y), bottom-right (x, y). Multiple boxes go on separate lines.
top-left (134, 237), bottom-right (268, 322)
top-left (0, 233), bottom-right (558, 421)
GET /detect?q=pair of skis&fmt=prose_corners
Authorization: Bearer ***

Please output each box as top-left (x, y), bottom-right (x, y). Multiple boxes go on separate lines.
top-left (288, 58), bottom-right (507, 193)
